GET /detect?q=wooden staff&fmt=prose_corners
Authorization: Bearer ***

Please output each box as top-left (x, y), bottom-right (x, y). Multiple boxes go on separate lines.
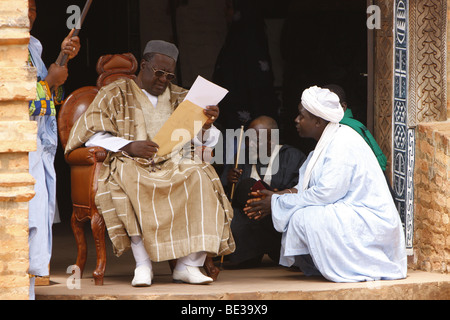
top-left (230, 125), bottom-right (245, 200)
top-left (55, 0), bottom-right (93, 66)
top-left (220, 124), bottom-right (245, 269)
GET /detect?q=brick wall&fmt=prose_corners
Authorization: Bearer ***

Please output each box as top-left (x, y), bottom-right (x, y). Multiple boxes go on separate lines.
top-left (411, 0), bottom-right (450, 275)
top-left (0, 0), bottom-right (37, 300)
top-left (413, 121), bottom-right (450, 273)
top-left (448, 0), bottom-right (450, 119)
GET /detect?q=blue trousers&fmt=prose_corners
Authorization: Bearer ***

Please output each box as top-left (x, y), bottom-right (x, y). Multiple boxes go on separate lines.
top-left (28, 115), bottom-right (58, 277)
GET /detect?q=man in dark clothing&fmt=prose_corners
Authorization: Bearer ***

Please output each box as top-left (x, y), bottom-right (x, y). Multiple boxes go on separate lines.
top-left (222, 116), bottom-right (306, 267)
top-left (213, 0), bottom-right (280, 130)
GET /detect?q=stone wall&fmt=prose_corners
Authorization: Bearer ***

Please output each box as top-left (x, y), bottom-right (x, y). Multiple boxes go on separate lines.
top-left (448, 0), bottom-right (450, 119)
top-left (413, 121), bottom-right (450, 273)
top-left (0, 0), bottom-right (37, 300)
top-left (409, 0), bottom-right (450, 275)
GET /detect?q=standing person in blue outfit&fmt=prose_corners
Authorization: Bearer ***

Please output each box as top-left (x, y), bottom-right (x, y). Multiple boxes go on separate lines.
top-left (27, 0), bottom-right (80, 298)
top-left (245, 86), bottom-right (407, 282)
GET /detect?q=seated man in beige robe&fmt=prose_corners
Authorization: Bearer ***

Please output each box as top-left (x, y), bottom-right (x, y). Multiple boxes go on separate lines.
top-left (66, 40), bottom-right (235, 286)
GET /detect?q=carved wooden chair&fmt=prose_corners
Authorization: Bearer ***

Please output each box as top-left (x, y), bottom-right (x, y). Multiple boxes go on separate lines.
top-left (57, 53), bottom-right (219, 285)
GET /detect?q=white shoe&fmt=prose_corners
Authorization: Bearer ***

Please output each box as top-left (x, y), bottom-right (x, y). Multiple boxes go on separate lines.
top-left (131, 265), bottom-right (153, 287)
top-left (173, 266), bottom-right (213, 285)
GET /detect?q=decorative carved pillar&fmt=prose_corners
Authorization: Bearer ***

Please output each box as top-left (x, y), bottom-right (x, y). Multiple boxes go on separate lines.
top-left (373, 0), bottom-right (394, 177)
top-left (409, 0), bottom-right (447, 125)
top-left (393, 0), bottom-right (415, 252)
top-left (374, 0), bottom-right (448, 253)
top-left (389, 0), bottom-right (448, 254)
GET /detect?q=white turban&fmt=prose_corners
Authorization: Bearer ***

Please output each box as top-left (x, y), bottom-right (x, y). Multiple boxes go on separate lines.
top-left (301, 86), bottom-right (344, 123)
top-left (299, 86), bottom-right (344, 190)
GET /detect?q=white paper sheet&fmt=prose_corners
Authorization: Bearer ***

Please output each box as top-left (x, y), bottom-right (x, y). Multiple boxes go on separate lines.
top-left (184, 75), bottom-right (229, 108)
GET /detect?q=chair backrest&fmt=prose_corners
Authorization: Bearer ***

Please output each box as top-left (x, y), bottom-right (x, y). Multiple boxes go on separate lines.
top-left (96, 53), bottom-right (138, 87)
top-left (58, 86), bottom-right (99, 150)
top-left (58, 53), bottom-right (138, 150)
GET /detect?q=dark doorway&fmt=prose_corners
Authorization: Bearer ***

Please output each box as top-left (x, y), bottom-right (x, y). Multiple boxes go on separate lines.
top-left (211, 0), bottom-right (367, 157)
top-left (30, 0), bottom-right (367, 223)
top-left (31, 0), bottom-right (141, 94)
top-left (31, 0), bottom-right (141, 223)
top-left (278, 1), bottom-right (368, 154)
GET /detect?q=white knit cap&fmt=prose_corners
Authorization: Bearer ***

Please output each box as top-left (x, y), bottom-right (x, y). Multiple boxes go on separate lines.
top-left (301, 86), bottom-right (344, 123)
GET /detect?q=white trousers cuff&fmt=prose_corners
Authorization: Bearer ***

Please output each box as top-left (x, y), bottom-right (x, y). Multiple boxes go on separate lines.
top-left (175, 252), bottom-right (207, 271)
top-left (131, 236), bottom-right (152, 269)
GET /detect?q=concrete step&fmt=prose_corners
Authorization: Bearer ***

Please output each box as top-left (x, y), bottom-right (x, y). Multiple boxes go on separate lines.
top-left (35, 224), bottom-right (450, 300)
top-left (35, 267), bottom-right (450, 300)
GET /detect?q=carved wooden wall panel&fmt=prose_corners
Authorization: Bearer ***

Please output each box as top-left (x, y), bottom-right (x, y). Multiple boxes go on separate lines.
top-left (393, 0), bottom-right (415, 251)
top-left (373, 0), bottom-right (394, 177)
top-left (374, 0), bottom-right (447, 252)
top-left (409, 0), bottom-right (447, 125)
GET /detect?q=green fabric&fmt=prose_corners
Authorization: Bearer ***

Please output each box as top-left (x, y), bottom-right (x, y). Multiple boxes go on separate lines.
top-left (29, 81), bottom-right (55, 116)
top-left (340, 109), bottom-right (387, 171)
top-left (28, 52), bottom-right (64, 117)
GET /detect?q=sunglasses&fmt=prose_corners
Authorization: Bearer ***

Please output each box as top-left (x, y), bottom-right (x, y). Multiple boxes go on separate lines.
top-left (151, 67), bottom-right (176, 81)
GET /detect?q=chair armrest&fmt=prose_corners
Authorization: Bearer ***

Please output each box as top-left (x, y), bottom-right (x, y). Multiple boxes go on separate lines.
top-left (65, 146), bottom-right (107, 165)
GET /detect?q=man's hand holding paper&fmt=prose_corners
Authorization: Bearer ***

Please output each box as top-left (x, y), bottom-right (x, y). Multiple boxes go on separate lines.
top-left (152, 76), bottom-right (228, 157)
top-left (121, 140), bottom-right (159, 159)
top-left (203, 105), bottom-right (220, 128)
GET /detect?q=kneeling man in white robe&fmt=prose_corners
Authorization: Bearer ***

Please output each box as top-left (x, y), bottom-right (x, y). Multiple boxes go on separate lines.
top-left (245, 86), bottom-right (407, 282)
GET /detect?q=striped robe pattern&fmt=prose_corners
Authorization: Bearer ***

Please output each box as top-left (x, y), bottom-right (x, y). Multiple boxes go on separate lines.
top-left (65, 78), bottom-right (235, 260)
